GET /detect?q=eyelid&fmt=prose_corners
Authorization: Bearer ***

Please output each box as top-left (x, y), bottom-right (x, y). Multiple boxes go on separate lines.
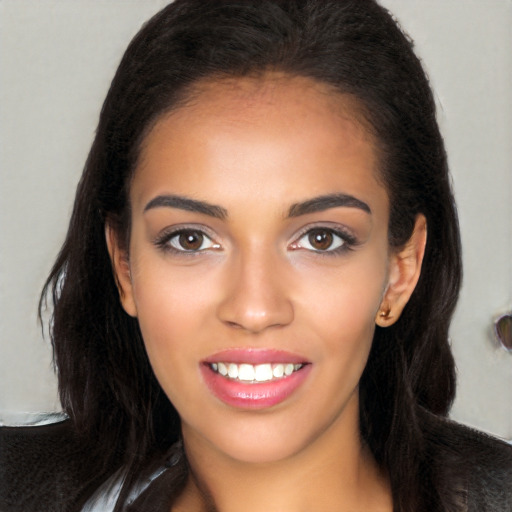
top-left (153, 224), bottom-right (221, 253)
top-left (289, 223), bottom-right (358, 253)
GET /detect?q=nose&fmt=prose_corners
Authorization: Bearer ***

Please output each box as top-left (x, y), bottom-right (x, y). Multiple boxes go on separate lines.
top-left (216, 249), bottom-right (294, 334)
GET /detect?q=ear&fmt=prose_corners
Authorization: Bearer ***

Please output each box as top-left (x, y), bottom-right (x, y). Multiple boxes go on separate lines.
top-left (376, 214), bottom-right (427, 327)
top-left (105, 224), bottom-right (138, 317)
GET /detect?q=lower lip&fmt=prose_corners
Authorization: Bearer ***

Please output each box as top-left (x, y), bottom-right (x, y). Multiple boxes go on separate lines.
top-left (201, 364), bottom-right (311, 410)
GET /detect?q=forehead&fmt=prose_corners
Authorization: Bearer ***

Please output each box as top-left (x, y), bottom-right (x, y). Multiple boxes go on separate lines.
top-left (132, 74), bottom-right (386, 216)
top-left (177, 73), bottom-right (365, 124)
top-left (138, 73), bottom-right (374, 162)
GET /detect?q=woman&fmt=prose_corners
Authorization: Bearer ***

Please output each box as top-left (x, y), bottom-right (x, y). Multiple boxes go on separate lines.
top-left (4, 0), bottom-right (510, 511)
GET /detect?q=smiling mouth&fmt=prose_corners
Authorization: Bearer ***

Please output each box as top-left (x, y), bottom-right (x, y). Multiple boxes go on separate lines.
top-left (209, 362), bottom-right (304, 383)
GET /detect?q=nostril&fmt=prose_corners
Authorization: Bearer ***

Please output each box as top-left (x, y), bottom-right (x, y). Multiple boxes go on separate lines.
top-left (225, 320), bottom-right (243, 329)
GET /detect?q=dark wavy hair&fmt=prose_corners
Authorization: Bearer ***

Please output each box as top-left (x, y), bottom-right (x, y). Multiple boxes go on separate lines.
top-left (40, 1), bottom-right (462, 510)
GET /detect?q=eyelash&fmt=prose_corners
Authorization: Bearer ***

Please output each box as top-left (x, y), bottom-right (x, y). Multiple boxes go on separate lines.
top-left (153, 225), bottom-right (358, 256)
top-left (154, 226), bottom-right (220, 255)
top-left (290, 225), bottom-right (358, 256)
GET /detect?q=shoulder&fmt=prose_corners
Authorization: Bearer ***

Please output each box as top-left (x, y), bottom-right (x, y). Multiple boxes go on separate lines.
top-left (452, 422), bottom-right (512, 512)
top-left (0, 416), bottom-right (118, 512)
top-left (419, 408), bottom-right (512, 511)
top-left (81, 441), bottom-right (187, 512)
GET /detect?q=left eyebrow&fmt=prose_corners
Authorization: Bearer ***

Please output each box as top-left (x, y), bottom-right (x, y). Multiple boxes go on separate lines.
top-left (144, 194), bottom-right (228, 219)
top-left (287, 193), bottom-right (371, 217)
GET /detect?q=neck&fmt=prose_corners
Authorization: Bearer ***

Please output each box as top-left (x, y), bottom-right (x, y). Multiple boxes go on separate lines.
top-left (172, 396), bottom-right (392, 512)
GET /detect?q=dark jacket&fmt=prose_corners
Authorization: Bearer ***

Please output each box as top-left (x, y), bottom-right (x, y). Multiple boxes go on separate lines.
top-left (1, 414), bottom-right (512, 512)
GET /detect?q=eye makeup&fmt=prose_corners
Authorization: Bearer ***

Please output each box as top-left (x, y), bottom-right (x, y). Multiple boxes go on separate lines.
top-left (153, 224), bottom-right (221, 256)
top-left (289, 223), bottom-right (360, 257)
top-left (152, 221), bottom-right (360, 259)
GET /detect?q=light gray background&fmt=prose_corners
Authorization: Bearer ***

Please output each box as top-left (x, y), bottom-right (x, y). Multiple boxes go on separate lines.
top-left (1, 1), bottom-right (511, 437)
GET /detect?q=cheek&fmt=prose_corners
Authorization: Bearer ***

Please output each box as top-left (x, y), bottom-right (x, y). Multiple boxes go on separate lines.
top-left (290, 255), bottom-right (388, 400)
top-left (307, 283), bottom-right (379, 376)
top-left (131, 254), bottom-right (218, 332)
top-left (300, 265), bottom-right (385, 404)
top-left (295, 254), bottom-right (388, 344)
top-left (128, 258), bottom-right (223, 398)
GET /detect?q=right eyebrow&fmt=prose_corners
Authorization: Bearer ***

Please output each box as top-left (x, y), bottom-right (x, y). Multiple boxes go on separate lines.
top-left (143, 194), bottom-right (228, 220)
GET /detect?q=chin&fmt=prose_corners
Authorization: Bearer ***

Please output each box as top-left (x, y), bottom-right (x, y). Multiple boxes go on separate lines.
top-left (216, 435), bottom-right (308, 465)
top-left (182, 413), bottom-right (314, 466)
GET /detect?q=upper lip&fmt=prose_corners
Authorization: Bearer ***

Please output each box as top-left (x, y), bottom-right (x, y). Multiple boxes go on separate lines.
top-left (203, 348), bottom-right (309, 365)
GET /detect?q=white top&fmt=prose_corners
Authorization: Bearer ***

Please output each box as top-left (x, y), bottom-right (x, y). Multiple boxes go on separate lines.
top-left (81, 464), bottom-right (168, 511)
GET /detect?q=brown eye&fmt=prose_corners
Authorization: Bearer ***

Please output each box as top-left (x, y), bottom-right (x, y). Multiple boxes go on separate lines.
top-left (163, 229), bottom-right (219, 253)
top-left (178, 231), bottom-right (204, 251)
top-left (290, 227), bottom-right (348, 254)
top-left (307, 229), bottom-right (335, 251)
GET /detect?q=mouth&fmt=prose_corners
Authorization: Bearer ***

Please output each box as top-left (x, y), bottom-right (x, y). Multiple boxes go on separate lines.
top-left (209, 362), bottom-right (304, 383)
top-left (201, 349), bottom-right (311, 409)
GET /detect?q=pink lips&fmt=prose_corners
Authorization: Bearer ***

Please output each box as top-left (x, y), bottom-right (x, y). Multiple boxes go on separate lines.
top-left (201, 349), bottom-right (311, 410)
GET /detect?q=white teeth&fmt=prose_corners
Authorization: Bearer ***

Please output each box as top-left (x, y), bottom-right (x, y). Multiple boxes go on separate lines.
top-left (227, 363), bottom-right (238, 379)
top-left (217, 362), bottom-right (228, 376)
top-left (272, 364), bottom-right (284, 378)
top-left (254, 364), bottom-right (273, 382)
top-left (238, 364), bottom-right (255, 381)
top-left (210, 362), bottom-right (303, 382)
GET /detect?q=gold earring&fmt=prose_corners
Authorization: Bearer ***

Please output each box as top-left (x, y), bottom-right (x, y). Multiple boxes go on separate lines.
top-left (379, 307), bottom-right (392, 320)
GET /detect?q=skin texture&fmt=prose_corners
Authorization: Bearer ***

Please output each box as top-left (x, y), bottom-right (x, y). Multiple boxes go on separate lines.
top-left (107, 75), bottom-right (426, 511)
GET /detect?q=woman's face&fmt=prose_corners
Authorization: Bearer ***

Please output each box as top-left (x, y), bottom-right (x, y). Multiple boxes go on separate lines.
top-left (110, 75), bottom-right (420, 464)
